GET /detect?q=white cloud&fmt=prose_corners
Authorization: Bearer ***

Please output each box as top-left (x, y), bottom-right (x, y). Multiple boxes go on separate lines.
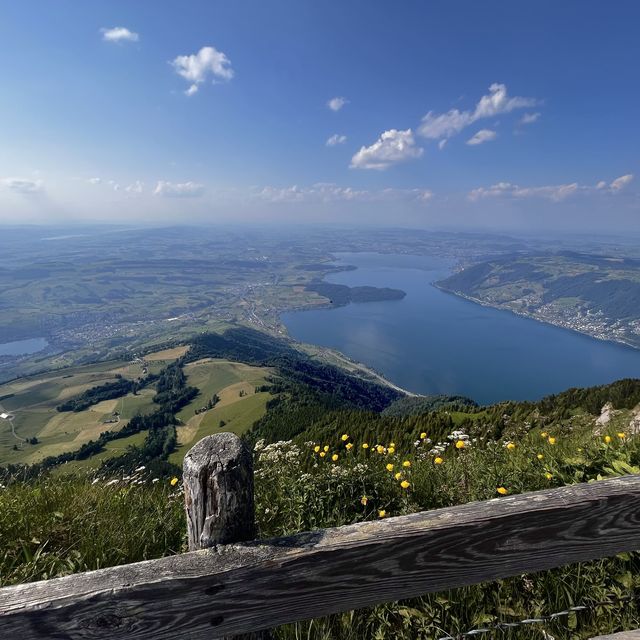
top-left (125, 181), bottom-right (144, 194)
top-left (610, 174), bottom-right (633, 191)
top-left (438, 139), bottom-right (448, 151)
top-left (171, 46), bottom-right (233, 96)
top-left (520, 112), bottom-right (541, 125)
top-left (108, 180), bottom-right (120, 192)
top-left (469, 181), bottom-right (578, 202)
top-left (466, 129), bottom-right (497, 146)
top-left (419, 83), bottom-right (538, 141)
top-left (419, 108), bottom-right (473, 140)
top-left (154, 181), bottom-right (204, 197)
top-left (469, 174), bottom-right (634, 202)
top-left (257, 183), bottom-right (432, 204)
top-left (87, 177), bottom-right (102, 185)
top-left (326, 134), bottom-right (347, 146)
top-left (327, 97), bottom-right (348, 112)
top-left (350, 129), bottom-right (423, 170)
top-left (101, 27), bottom-right (139, 43)
top-left (1, 178), bottom-right (44, 194)
top-left (473, 83), bottom-right (536, 119)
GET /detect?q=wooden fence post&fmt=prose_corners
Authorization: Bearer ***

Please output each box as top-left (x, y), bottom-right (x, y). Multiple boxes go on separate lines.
top-left (183, 433), bottom-right (271, 640)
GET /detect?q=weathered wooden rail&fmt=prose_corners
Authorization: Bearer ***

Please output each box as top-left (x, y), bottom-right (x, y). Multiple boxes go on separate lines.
top-left (1, 433), bottom-right (640, 639)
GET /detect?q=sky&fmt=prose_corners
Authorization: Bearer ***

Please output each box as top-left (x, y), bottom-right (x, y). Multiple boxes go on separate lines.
top-left (0, 1), bottom-right (638, 231)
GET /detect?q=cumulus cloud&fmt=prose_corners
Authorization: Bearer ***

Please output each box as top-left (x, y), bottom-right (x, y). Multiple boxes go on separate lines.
top-left (101, 27), bottom-right (139, 43)
top-left (125, 181), bottom-right (144, 194)
top-left (466, 129), bottom-right (497, 146)
top-left (326, 134), bottom-right (347, 146)
top-left (171, 46), bottom-right (233, 96)
top-left (419, 83), bottom-right (538, 141)
top-left (1, 178), bottom-right (44, 194)
top-left (469, 174), bottom-right (634, 202)
top-left (154, 181), bottom-right (204, 197)
top-left (350, 129), bottom-right (423, 170)
top-left (87, 177), bottom-right (102, 185)
top-left (610, 174), bottom-right (633, 191)
top-left (327, 97), bottom-right (348, 112)
top-left (520, 112), bottom-right (541, 125)
top-left (257, 183), bottom-right (432, 204)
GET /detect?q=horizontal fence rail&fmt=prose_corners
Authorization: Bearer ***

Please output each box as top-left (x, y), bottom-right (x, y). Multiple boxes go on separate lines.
top-left (1, 472), bottom-right (640, 639)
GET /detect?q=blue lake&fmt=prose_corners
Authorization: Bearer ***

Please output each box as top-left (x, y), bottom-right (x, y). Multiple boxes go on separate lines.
top-left (282, 252), bottom-right (640, 404)
top-left (0, 337), bottom-right (48, 356)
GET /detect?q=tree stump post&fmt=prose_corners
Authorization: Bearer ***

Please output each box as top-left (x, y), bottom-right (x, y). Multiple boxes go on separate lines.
top-left (183, 433), bottom-right (271, 640)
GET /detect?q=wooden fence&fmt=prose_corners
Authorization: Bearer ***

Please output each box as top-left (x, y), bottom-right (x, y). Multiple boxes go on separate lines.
top-left (1, 432), bottom-right (640, 639)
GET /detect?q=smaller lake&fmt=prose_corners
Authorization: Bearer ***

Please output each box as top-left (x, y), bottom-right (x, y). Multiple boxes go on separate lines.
top-left (282, 252), bottom-right (640, 404)
top-left (0, 337), bottom-right (49, 356)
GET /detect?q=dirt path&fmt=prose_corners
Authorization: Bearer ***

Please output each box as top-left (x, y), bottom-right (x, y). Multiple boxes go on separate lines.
top-left (0, 401), bottom-right (24, 443)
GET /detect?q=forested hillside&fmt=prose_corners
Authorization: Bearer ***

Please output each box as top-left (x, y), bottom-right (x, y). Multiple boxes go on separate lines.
top-left (437, 252), bottom-right (640, 348)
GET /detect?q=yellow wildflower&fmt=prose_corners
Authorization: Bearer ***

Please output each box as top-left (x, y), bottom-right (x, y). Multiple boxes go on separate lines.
top-left (541, 432), bottom-right (548, 438)
top-left (400, 480), bottom-right (410, 489)
top-left (617, 432), bottom-right (626, 439)
top-left (323, 445), bottom-right (330, 452)
top-left (506, 442), bottom-right (516, 450)
top-left (345, 442), bottom-right (353, 450)
top-left (378, 510), bottom-right (386, 518)
top-left (314, 445), bottom-right (320, 453)
top-left (386, 463), bottom-right (394, 472)
top-left (376, 445), bottom-right (385, 454)
top-left (420, 432), bottom-right (427, 439)
top-left (455, 440), bottom-right (465, 449)
top-left (170, 477), bottom-right (179, 486)
top-left (394, 472), bottom-right (403, 481)
top-left (341, 434), bottom-right (349, 442)
top-left (319, 451), bottom-right (326, 458)
top-left (360, 496), bottom-right (368, 506)
top-left (389, 442), bottom-right (396, 448)
top-left (387, 446), bottom-right (395, 454)
top-left (545, 472), bottom-right (553, 480)
top-left (604, 435), bottom-right (612, 444)
top-left (402, 460), bottom-right (411, 468)
top-left (362, 443), bottom-right (369, 449)
top-left (434, 457), bottom-right (444, 465)
top-left (537, 453), bottom-right (544, 460)
top-left (548, 437), bottom-right (557, 445)
top-left (497, 487), bottom-right (508, 495)
top-left (332, 454), bottom-right (339, 462)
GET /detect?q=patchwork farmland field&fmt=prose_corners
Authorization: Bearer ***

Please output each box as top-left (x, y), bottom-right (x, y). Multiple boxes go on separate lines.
top-left (0, 348), bottom-right (186, 467)
top-left (0, 351), bottom-right (273, 472)
top-left (168, 359), bottom-right (273, 465)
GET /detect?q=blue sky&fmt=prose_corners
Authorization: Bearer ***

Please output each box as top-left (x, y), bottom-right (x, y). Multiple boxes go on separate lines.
top-left (0, 1), bottom-right (638, 230)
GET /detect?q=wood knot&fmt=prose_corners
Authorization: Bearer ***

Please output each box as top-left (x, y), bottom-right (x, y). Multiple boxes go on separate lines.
top-left (93, 613), bottom-right (124, 628)
top-left (204, 583), bottom-right (225, 596)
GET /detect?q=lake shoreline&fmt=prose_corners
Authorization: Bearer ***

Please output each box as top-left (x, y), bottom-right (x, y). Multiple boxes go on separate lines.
top-left (280, 251), bottom-right (640, 404)
top-left (434, 283), bottom-right (640, 353)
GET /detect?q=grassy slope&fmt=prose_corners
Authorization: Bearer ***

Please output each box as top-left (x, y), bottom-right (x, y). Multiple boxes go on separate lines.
top-left (0, 349), bottom-right (185, 467)
top-left (1, 352), bottom-right (273, 472)
top-left (168, 359), bottom-right (272, 465)
top-left (3, 406), bottom-right (640, 637)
